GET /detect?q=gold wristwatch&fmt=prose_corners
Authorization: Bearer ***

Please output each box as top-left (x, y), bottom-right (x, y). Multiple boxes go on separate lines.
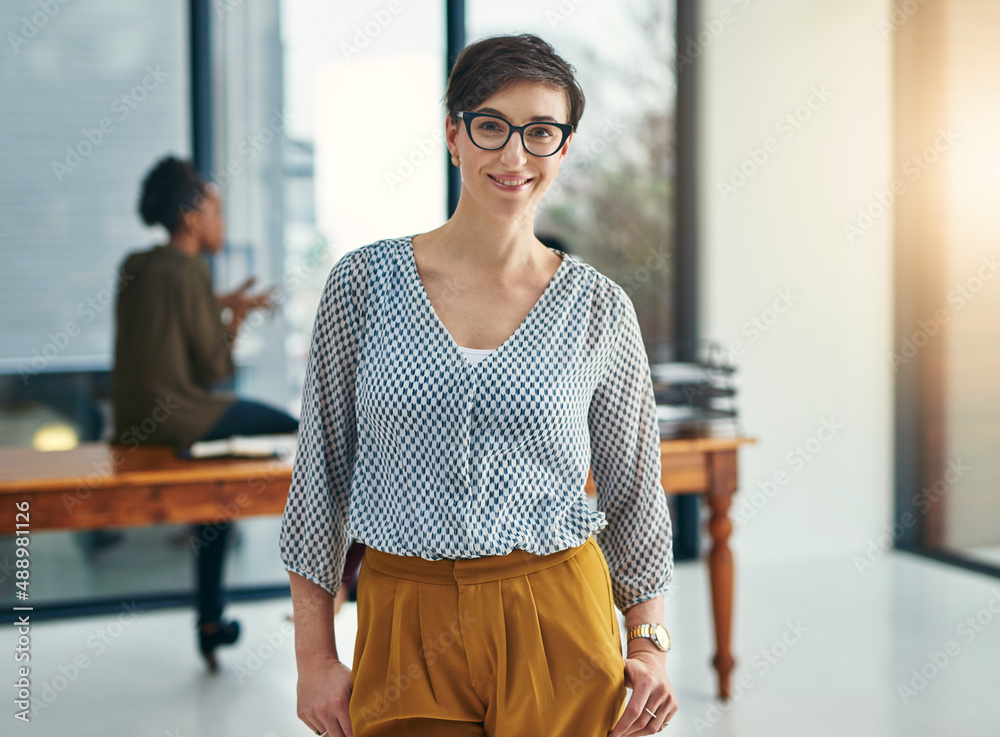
top-left (626, 623), bottom-right (671, 652)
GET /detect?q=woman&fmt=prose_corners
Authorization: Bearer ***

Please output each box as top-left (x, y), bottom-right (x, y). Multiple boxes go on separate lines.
top-left (112, 155), bottom-right (299, 671)
top-left (280, 34), bottom-right (678, 736)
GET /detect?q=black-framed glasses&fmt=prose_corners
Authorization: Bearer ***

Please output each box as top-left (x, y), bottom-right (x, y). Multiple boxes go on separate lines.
top-left (457, 111), bottom-right (573, 157)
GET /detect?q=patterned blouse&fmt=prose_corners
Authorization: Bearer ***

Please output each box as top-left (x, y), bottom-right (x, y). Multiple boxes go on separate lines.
top-left (279, 235), bottom-right (673, 611)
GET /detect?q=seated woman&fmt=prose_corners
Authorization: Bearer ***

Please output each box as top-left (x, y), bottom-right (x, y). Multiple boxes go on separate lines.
top-left (111, 155), bottom-right (299, 671)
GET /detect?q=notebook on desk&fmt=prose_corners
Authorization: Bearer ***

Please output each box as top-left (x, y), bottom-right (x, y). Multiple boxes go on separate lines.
top-left (176, 433), bottom-right (298, 460)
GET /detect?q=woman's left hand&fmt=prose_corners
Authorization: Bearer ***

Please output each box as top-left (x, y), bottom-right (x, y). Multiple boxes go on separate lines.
top-left (608, 648), bottom-right (679, 736)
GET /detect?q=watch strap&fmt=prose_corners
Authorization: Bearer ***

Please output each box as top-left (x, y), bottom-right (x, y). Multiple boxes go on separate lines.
top-left (627, 624), bottom-right (656, 639)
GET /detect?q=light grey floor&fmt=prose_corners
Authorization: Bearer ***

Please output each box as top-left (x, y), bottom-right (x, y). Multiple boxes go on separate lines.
top-left (3, 549), bottom-right (999, 736)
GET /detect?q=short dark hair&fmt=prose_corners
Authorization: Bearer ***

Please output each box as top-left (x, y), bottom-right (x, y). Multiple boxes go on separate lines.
top-left (138, 155), bottom-right (209, 234)
top-left (445, 33), bottom-right (585, 130)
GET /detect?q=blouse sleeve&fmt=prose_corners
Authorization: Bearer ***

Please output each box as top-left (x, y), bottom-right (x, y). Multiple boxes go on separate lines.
top-left (279, 250), bottom-right (364, 596)
top-left (177, 259), bottom-right (234, 387)
top-left (588, 287), bottom-right (674, 611)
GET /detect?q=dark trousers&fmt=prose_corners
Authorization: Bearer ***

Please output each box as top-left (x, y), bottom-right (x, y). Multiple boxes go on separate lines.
top-left (191, 399), bottom-right (299, 625)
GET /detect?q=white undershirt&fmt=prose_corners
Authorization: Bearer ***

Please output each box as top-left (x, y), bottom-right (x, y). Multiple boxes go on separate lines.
top-left (458, 345), bottom-right (494, 364)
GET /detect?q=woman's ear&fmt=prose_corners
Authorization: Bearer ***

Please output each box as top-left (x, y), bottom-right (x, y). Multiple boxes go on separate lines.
top-left (558, 131), bottom-right (574, 161)
top-left (177, 207), bottom-right (199, 236)
top-left (445, 114), bottom-right (459, 158)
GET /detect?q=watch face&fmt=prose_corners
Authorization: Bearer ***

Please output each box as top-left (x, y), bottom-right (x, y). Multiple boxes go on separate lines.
top-left (653, 624), bottom-right (671, 651)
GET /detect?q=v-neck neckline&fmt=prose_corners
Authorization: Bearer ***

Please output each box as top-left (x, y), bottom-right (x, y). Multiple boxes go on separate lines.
top-left (400, 234), bottom-right (569, 368)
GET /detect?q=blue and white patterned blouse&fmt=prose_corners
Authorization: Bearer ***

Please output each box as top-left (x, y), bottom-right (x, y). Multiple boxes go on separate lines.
top-left (279, 235), bottom-right (673, 611)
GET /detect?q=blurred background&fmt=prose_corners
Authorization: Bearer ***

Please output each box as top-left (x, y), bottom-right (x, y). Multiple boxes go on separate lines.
top-left (1, 0), bottom-right (998, 735)
top-left (0, 0), bottom-right (684, 611)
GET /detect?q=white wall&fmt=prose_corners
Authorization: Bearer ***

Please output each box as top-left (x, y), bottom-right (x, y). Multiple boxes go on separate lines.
top-left (698, 0), bottom-right (894, 564)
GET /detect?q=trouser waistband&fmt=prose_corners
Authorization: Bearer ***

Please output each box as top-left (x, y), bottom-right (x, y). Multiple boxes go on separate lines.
top-left (363, 536), bottom-right (595, 586)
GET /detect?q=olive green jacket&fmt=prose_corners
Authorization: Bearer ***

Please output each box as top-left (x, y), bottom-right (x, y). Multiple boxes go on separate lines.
top-left (111, 245), bottom-right (236, 448)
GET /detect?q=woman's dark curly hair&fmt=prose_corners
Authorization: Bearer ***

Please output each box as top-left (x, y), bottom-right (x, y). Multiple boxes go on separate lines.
top-left (445, 33), bottom-right (585, 129)
top-left (138, 155), bottom-right (210, 234)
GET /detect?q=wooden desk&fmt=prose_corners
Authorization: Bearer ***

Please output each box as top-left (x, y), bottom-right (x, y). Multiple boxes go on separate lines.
top-left (0, 435), bottom-right (754, 700)
top-left (0, 444), bottom-right (294, 531)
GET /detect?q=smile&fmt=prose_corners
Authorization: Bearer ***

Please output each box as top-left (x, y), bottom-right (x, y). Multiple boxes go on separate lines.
top-left (488, 174), bottom-right (533, 190)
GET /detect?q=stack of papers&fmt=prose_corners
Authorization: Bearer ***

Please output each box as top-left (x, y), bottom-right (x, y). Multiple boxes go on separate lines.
top-left (181, 433), bottom-right (298, 459)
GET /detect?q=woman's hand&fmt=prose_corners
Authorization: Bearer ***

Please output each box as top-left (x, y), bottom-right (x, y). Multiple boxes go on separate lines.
top-left (296, 653), bottom-right (354, 737)
top-left (218, 277), bottom-right (277, 342)
top-left (608, 646), bottom-right (679, 736)
top-left (219, 276), bottom-right (277, 315)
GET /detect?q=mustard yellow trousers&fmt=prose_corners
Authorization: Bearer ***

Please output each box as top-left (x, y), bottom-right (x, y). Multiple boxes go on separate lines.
top-left (349, 535), bottom-right (629, 736)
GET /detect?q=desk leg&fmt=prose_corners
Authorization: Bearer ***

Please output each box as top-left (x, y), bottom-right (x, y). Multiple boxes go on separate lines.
top-left (706, 450), bottom-right (737, 701)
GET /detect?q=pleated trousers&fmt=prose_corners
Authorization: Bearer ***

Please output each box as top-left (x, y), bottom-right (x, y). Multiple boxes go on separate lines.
top-left (349, 535), bottom-right (629, 736)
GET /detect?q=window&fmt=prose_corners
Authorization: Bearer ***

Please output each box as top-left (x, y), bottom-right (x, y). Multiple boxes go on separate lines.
top-left (894, 0), bottom-right (1000, 573)
top-left (211, 0), bottom-right (447, 413)
top-left (468, 0), bottom-right (676, 359)
top-left (194, 0), bottom-right (448, 592)
top-left (0, 0), bottom-right (191, 608)
top-left (0, 0), bottom-right (190, 375)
